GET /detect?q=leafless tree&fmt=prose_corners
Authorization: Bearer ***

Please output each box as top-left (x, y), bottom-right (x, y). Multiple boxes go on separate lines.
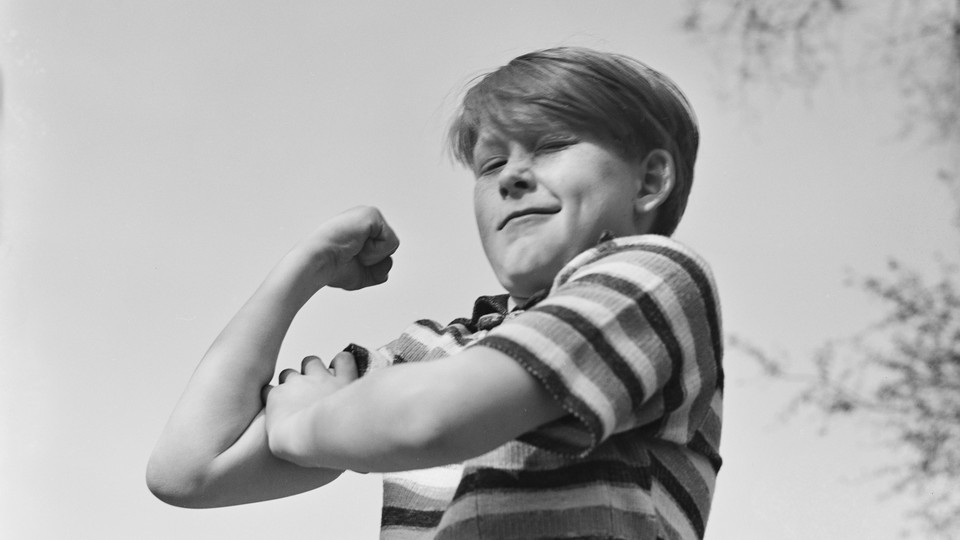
top-left (682, 0), bottom-right (960, 536)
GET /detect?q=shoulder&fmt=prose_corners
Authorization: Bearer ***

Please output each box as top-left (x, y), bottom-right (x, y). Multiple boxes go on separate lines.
top-left (545, 234), bottom-right (723, 364)
top-left (552, 235), bottom-right (719, 304)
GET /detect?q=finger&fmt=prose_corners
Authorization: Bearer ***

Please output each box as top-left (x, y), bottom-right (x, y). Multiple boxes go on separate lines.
top-left (278, 368), bottom-right (299, 384)
top-left (363, 256), bottom-right (394, 286)
top-left (330, 351), bottom-right (359, 382)
top-left (358, 220), bottom-right (400, 266)
top-left (301, 355), bottom-right (326, 375)
top-left (374, 220), bottom-right (400, 255)
top-left (260, 384), bottom-right (274, 405)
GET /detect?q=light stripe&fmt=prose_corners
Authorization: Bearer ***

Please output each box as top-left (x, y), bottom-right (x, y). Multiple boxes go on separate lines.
top-left (383, 481), bottom-right (456, 508)
top-left (632, 263), bottom-right (702, 441)
top-left (541, 291), bottom-right (661, 402)
top-left (404, 323), bottom-right (459, 355)
top-left (686, 451), bottom-right (717, 504)
top-left (380, 526), bottom-right (442, 540)
top-left (384, 465), bottom-right (463, 490)
top-left (652, 479), bottom-right (699, 540)
top-left (444, 482), bottom-right (653, 516)
top-left (568, 260), bottom-right (705, 438)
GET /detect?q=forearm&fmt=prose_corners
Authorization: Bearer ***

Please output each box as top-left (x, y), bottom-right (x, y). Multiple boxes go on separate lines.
top-left (268, 348), bottom-right (565, 472)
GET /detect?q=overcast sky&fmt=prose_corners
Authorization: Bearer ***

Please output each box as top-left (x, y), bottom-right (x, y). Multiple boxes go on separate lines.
top-left (2, 1), bottom-right (957, 538)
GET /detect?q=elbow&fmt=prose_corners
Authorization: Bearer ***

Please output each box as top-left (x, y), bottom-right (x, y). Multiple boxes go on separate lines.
top-left (145, 452), bottom-right (213, 509)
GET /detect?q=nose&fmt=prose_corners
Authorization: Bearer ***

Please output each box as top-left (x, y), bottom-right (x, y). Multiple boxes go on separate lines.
top-left (498, 153), bottom-right (536, 198)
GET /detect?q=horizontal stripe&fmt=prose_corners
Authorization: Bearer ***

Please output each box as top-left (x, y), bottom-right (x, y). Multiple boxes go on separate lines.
top-left (436, 506), bottom-right (661, 540)
top-left (379, 526), bottom-right (442, 540)
top-left (453, 460), bottom-right (653, 501)
top-left (517, 424), bottom-right (593, 456)
top-left (383, 481), bottom-right (456, 510)
top-left (447, 482), bottom-right (653, 516)
top-left (385, 465), bottom-right (463, 489)
top-left (381, 506), bottom-right (445, 529)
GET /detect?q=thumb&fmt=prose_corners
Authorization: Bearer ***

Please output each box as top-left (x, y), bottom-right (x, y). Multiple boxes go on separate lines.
top-left (260, 384), bottom-right (274, 406)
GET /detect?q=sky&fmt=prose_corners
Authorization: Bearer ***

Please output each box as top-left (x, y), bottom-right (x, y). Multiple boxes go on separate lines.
top-left (1, 1), bottom-right (957, 539)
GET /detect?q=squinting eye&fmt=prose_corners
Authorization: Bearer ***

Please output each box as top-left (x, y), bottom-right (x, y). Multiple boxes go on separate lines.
top-left (537, 138), bottom-right (576, 152)
top-left (478, 159), bottom-right (506, 176)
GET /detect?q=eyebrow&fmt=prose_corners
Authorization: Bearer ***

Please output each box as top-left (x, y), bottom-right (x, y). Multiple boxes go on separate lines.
top-left (471, 133), bottom-right (504, 161)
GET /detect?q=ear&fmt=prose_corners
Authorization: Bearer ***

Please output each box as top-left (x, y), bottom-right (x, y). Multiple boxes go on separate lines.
top-left (635, 149), bottom-right (675, 214)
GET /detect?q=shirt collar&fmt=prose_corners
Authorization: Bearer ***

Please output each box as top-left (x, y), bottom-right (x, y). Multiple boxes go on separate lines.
top-left (462, 230), bottom-right (618, 329)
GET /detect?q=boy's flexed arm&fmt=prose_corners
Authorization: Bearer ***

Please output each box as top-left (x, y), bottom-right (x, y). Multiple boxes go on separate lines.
top-left (264, 240), bottom-right (720, 473)
top-left (146, 206), bottom-right (399, 508)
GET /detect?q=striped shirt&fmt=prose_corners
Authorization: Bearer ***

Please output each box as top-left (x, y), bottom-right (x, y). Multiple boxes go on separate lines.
top-left (349, 235), bottom-right (723, 540)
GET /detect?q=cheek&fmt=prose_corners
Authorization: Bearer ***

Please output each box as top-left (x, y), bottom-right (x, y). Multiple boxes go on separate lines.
top-left (472, 185), bottom-right (487, 223)
top-left (472, 184), bottom-right (499, 240)
top-left (474, 178), bottom-right (505, 212)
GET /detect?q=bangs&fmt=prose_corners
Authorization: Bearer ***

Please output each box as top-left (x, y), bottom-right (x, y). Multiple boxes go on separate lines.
top-left (449, 55), bottom-right (643, 166)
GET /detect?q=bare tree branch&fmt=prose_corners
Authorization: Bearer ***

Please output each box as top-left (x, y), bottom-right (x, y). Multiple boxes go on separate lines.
top-left (683, 0), bottom-right (960, 536)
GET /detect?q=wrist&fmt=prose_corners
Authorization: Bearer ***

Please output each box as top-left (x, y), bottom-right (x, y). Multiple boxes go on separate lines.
top-left (268, 404), bottom-right (327, 468)
top-left (265, 245), bottom-right (334, 303)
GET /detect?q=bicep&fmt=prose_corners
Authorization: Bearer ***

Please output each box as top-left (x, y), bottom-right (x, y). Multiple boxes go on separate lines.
top-left (415, 346), bottom-right (567, 461)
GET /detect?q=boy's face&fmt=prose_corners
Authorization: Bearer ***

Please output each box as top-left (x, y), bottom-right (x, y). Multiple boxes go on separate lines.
top-left (471, 128), bottom-right (645, 300)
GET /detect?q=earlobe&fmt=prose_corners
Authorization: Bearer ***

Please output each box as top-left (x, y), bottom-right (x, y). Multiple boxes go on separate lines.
top-left (635, 149), bottom-right (675, 213)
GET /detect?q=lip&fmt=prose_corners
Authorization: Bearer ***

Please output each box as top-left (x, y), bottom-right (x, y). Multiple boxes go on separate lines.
top-left (498, 207), bottom-right (561, 230)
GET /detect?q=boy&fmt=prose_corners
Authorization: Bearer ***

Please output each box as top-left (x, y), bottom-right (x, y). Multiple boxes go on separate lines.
top-left (148, 47), bottom-right (723, 539)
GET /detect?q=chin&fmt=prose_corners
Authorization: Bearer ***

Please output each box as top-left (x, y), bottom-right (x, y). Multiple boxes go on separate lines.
top-left (496, 258), bottom-right (563, 299)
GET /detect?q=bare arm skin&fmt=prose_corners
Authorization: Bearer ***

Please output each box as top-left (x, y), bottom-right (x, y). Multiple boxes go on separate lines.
top-left (265, 340), bottom-right (566, 473)
top-left (146, 206), bottom-right (399, 508)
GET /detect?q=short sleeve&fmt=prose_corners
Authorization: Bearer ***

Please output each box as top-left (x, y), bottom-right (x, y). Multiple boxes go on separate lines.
top-left (472, 235), bottom-right (723, 457)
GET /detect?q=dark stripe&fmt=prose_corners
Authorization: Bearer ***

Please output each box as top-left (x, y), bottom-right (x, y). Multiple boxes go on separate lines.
top-left (534, 302), bottom-right (648, 413)
top-left (649, 453), bottom-right (705, 538)
top-left (576, 272), bottom-right (687, 423)
top-left (517, 428), bottom-right (589, 456)
top-left (448, 294), bottom-right (509, 332)
top-left (477, 334), bottom-right (602, 450)
top-left (452, 460), bottom-right (652, 501)
top-left (563, 241), bottom-right (723, 392)
top-left (381, 506), bottom-right (444, 529)
top-left (343, 343), bottom-right (370, 376)
top-left (688, 431), bottom-right (722, 473)
top-left (415, 319), bottom-right (470, 346)
top-left (641, 244), bottom-right (724, 391)
top-left (435, 507), bottom-right (660, 540)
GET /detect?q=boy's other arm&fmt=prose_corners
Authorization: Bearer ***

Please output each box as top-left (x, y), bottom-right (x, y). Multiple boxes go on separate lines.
top-left (146, 207), bottom-right (398, 507)
top-left (265, 346), bottom-right (566, 472)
